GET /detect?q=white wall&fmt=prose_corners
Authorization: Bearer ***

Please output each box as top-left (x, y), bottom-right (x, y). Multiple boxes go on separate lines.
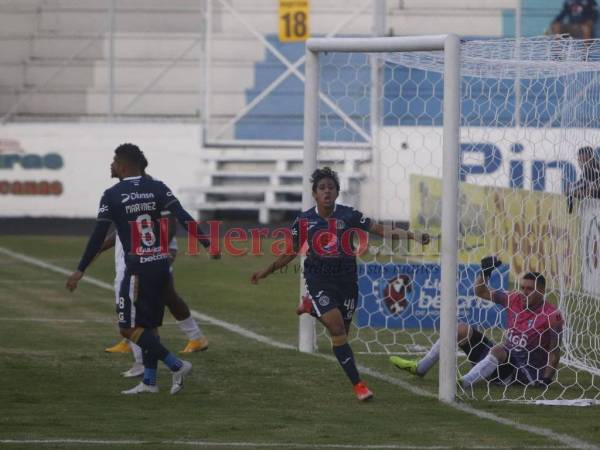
top-left (0, 123), bottom-right (203, 217)
top-left (363, 126), bottom-right (597, 221)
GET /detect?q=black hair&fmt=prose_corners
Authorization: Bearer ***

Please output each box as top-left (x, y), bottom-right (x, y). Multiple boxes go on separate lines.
top-left (310, 166), bottom-right (340, 192)
top-left (578, 146), bottom-right (595, 157)
top-left (114, 143), bottom-right (146, 170)
top-left (139, 151), bottom-right (148, 174)
top-left (523, 272), bottom-right (546, 289)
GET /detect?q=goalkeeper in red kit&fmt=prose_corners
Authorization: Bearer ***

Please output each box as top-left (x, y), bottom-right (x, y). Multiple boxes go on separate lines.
top-left (391, 257), bottom-right (563, 390)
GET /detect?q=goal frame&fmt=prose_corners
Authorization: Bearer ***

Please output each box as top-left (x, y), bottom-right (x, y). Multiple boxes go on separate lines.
top-left (300, 35), bottom-right (461, 403)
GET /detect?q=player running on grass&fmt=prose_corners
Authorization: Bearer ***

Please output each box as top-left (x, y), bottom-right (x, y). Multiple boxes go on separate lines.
top-left (390, 257), bottom-right (563, 390)
top-left (66, 143), bottom-right (218, 395)
top-left (251, 167), bottom-right (430, 401)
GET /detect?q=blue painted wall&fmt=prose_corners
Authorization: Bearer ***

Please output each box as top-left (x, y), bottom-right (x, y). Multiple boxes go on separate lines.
top-left (502, 0), bottom-right (564, 37)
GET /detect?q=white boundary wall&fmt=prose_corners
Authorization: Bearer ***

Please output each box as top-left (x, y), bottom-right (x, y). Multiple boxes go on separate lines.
top-left (0, 123), bottom-right (202, 217)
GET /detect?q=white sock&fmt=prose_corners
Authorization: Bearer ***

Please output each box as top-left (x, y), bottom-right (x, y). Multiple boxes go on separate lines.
top-left (177, 316), bottom-right (203, 341)
top-left (461, 354), bottom-right (499, 387)
top-left (416, 339), bottom-right (441, 376)
top-left (128, 340), bottom-right (143, 364)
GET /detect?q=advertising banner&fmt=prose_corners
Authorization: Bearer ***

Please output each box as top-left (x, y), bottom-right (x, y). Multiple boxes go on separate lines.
top-left (356, 262), bottom-right (508, 330)
top-left (410, 175), bottom-right (581, 290)
top-left (0, 123), bottom-right (202, 217)
top-left (580, 198), bottom-right (600, 295)
top-left (370, 126), bottom-right (593, 221)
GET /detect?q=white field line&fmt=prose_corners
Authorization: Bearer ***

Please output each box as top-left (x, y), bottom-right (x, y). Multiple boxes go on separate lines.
top-left (0, 245), bottom-right (598, 450)
top-left (0, 440), bottom-right (572, 449)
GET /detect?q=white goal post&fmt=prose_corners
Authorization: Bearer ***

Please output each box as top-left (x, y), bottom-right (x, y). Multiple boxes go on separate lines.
top-left (300, 35), bottom-right (461, 403)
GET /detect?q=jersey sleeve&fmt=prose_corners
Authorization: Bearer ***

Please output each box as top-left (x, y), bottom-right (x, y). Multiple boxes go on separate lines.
top-left (96, 191), bottom-right (112, 222)
top-left (291, 216), bottom-right (302, 250)
top-left (77, 220), bottom-right (111, 272)
top-left (159, 183), bottom-right (212, 250)
top-left (155, 181), bottom-right (180, 211)
top-left (348, 208), bottom-right (372, 231)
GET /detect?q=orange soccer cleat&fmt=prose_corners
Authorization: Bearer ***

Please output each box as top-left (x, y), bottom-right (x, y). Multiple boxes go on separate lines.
top-left (179, 337), bottom-right (209, 354)
top-left (353, 381), bottom-right (374, 402)
top-left (105, 339), bottom-right (132, 353)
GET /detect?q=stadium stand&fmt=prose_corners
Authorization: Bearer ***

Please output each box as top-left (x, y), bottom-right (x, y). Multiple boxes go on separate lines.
top-left (198, 1), bottom-right (517, 222)
top-left (1, 0), bottom-right (568, 222)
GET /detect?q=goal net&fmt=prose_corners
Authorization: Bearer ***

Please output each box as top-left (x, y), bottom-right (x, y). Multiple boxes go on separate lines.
top-left (304, 35), bottom-right (600, 402)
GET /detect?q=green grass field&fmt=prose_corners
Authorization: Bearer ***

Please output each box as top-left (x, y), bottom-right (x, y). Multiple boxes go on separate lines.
top-left (1, 235), bottom-right (599, 450)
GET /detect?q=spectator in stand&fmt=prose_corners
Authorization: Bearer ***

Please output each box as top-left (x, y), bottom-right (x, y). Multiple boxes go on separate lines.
top-left (571, 146), bottom-right (600, 200)
top-left (550, 0), bottom-right (598, 40)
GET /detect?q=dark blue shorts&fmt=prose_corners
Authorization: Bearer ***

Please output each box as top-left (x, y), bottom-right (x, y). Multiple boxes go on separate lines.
top-left (305, 278), bottom-right (358, 322)
top-left (117, 270), bottom-right (170, 329)
top-left (496, 347), bottom-right (545, 385)
top-left (469, 339), bottom-right (543, 385)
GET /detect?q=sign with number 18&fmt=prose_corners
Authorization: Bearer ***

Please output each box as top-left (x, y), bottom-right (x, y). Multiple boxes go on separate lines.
top-left (279, 0), bottom-right (310, 42)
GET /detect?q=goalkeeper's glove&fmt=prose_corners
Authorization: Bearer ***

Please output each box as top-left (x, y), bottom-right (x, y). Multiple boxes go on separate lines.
top-left (481, 256), bottom-right (502, 281)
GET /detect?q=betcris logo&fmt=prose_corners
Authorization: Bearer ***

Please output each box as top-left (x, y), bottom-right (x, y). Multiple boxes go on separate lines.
top-left (357, 263), bottom-right (508, 330)
top-left (460, 143), bottom-right (577, 194)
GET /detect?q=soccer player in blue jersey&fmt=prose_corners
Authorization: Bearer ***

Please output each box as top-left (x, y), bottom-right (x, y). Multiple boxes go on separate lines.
top-left (251, 167), bottom-right (430, 401)
top-left (66, 143), bottom-right (217, 395)
top-left (98, 153), bottom-right (208, 378)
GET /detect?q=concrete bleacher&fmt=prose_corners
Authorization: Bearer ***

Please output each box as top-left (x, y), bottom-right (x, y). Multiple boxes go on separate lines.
top-left (0, 0), bottom-right (212, 118)
top-left (0, 0), bottom-right (519, 119)
top-left (182, 147), bottom-right (370, 223)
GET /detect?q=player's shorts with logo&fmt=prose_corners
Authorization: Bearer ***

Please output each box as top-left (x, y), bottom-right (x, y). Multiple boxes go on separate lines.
top-left (461, 329), bottom-right (545, 384)
top-left (305, 278), bottom-right (358, 322)
top-left (117, 269), bottom-right (170, 328)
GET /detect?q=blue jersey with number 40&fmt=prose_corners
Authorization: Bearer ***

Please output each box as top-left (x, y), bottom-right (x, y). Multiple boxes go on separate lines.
top-left (291, 204), bottom-right (371, 282)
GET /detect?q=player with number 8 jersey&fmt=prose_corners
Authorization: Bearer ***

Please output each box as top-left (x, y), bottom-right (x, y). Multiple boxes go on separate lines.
top-left (67, 143), bottom-right (217, 395)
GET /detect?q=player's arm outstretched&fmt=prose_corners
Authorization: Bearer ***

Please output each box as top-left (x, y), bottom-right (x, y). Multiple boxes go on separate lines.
top-left (66, 193), bottom-right (113, 292)
top-left (165, 214), bottom-right (178, 264)
top-left (98, 231), bottom-right (117, 254)
top-left (251, 253), bottom-right (298, 284)
top-left (368, 223), bottom-right (430, 245)
top-left (251, 215), bottom-right (302, 284)
top-left (159, 183), bottom-right (220, 259)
